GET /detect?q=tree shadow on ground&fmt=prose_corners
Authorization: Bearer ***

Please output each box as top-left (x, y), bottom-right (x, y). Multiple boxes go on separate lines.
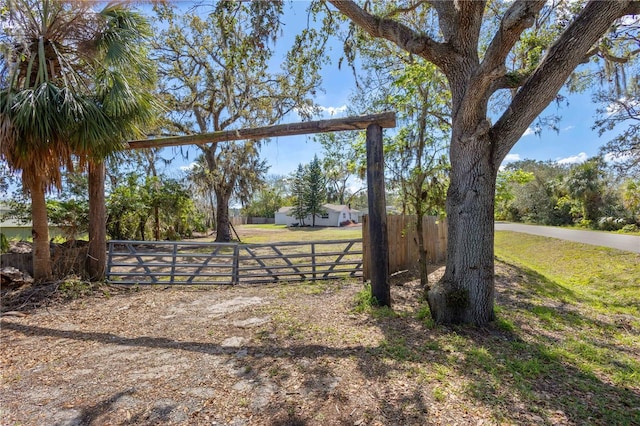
top-left (451, 261), bottom-right (640, 424)
top-left (345, 260), bottom-right (640, 424)
top-left (2, 261), bottom-right (638, 425)
top-left (76, 389), bottom-right (136, 425)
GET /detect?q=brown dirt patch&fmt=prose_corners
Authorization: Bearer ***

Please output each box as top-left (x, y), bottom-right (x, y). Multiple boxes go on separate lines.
top-left (0, 270), bottom-right (464, 426)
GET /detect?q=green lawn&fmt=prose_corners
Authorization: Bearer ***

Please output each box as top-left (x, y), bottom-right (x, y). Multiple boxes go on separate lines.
top-left (352, 232), bottom-right (640, 423)
top-left (495, 231), bottom-right (639, 317)
top-left (488, 232), bottom-right (640, 422)
top-left (234, 223), bottom-right (363, 243)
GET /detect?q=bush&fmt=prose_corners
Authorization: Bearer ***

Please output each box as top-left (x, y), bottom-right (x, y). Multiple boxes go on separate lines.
top-left (597, 216), bottom-right (627, 231)
top-left (59, 277), bottom-right (93, 299)
top-left (577, 219), bottom-right (593, 228)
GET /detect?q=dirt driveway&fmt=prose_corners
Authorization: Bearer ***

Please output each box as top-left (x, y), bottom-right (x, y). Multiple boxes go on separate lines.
top-left (4, 262), bottom-right (633, 425)
top-left (1, 274), bottom-right (471, 426)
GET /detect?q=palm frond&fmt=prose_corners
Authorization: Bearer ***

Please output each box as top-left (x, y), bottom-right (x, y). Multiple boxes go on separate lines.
top-left (1, 0), bottom-right (159, 184)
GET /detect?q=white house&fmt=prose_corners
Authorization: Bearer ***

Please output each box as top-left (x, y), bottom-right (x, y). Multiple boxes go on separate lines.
top-left (0, 203), bottom-right (63, 240)
top-left (275, 204), bottom-right (360, 227)
top-left (0, 203), bottom-right (33, 240)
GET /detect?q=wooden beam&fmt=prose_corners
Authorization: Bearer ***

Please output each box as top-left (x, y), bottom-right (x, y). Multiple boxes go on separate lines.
top-left (365, 123), bottom-right (390, 307)
top-left (126, 111), bottom-right (396, 150)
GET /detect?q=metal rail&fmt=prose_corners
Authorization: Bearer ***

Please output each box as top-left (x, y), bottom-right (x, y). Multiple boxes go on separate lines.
top-left (106, 239), bottom-right (363, 285)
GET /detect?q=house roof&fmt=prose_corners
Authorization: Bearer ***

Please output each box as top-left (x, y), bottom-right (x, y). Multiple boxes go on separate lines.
top-left (276, 206), bottom-right (294, 214)
top-left (323, 204), bottom-right (348, 213)
top-left (278, 204), bottom-right (354, 214)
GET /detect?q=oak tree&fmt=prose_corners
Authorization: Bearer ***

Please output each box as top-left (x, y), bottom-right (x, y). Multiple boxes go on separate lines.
top-left (328, 0), bottom-right (640, 324)
top-left (152, 2), bottom-right (324, 241)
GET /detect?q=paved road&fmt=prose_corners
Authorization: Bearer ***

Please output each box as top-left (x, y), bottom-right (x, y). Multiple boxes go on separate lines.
top-left (495, 222), bottom-right (640, 253)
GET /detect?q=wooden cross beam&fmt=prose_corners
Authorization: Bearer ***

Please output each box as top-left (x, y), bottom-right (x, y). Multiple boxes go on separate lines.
top-left (127, 111), bottom-right (396, 149)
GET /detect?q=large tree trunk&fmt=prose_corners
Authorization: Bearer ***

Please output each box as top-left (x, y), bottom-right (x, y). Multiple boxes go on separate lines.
top-left (30, 178), bottom-right (52, 282)
top-left (428, 135), bottom-right (497, 325)
top-left (215, 189), bottom-right (231, 242)
top-left (87, 161), bottom-right (107, 281)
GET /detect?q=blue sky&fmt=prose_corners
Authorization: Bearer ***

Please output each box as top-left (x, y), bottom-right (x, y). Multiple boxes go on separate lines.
top-left (156, 2), bottom-right (625, 180)
top-left (502, 90), bottom-right (614, 167)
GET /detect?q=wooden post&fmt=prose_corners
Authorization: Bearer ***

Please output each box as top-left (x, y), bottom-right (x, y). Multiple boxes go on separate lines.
top-left (311, 242), bottom-right (317, 280)
top-left (366, 123), bottom-right (390, 307)
top-left (232, 244), bottom-right (240, 285)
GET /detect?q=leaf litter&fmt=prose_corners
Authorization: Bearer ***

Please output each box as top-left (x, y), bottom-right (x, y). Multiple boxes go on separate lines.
top-left (1, 263), bottom-right (638, 425)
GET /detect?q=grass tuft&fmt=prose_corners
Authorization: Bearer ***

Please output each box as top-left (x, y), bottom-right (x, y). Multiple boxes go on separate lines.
top-left (59, 277), bottom-right (93, 299)
top-left (353, 283), bottom-right (379, 313)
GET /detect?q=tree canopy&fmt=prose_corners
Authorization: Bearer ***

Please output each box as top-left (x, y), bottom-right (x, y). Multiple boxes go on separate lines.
top-left (151, 1), bottom-right (326, 241)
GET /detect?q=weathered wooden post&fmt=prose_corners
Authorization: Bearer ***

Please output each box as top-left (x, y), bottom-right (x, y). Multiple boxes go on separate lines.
top-left (366, 123), bottom-right (390, 307)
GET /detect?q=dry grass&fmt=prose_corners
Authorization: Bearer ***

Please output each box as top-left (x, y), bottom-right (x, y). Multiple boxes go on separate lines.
top-left (222, 224), bottom-right (363, 244)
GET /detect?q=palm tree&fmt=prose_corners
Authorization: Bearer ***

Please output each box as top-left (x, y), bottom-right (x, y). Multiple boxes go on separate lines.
top-left (0, 0), bottom-right (157, 281)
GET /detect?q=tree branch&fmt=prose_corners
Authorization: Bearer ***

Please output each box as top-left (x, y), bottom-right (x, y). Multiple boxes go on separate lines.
top-left (430, 1), bottom-right (486, 56)
top-left (490, 71), bottom-right (531, 91)
top-left (583, 46), bottom-right (640, 64)
top-left (607, 99), bottom-right (640, 122)
top-left (382, 1), bottom-right (427, 19)
top-left (429, 1), bottom-right (457, 42)
top-left (624, 1), bottom-right (640, 14)
top-left (456, 0), bottom-right (545, 116)
top-left (479, 0), bottom-right (546, 78)
top-left (327, 0), bottom-right (453, 70)
top-left (491, 0), bottom-right (637, 163)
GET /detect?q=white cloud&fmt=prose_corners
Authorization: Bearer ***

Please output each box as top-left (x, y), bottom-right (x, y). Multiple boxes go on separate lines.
top-left (562, 125), bottom-right (574, 132)
top-left (319, 105), bottom-right (348, 116)
top-left (179, 162), bottom-right (196, 171)
top-left (604, 151), bottom-right (632, 164)
top-left (292, 105), bottom-right (314, 118)
top-left (556, 152), bottom-right (588, 165)
top-left (503, 153), bottom-right (521, 163)
top-left (523, 127), bottom-right (535, 136)
top-left (606, 97), bottom-right (639, 116)
top-left (620, 14), bottom-right (640, 26)
top-left (291, 104), bottom-right (348, 120)
top-left (499, 154), bottom-right (520, 171)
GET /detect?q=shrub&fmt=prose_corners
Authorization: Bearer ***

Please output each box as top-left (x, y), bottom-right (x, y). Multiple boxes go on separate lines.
top-left (597, 217), bottom-right (627, 231)
top-left (353, 283), bottom-right (379, 312)
top-left (621, 224), bottom-right (639, 233)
